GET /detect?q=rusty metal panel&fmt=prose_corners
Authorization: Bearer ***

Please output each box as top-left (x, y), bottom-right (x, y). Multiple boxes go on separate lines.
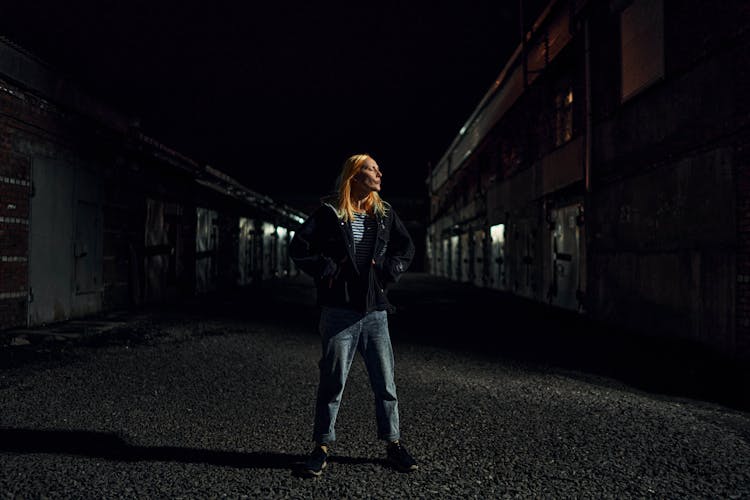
top-left (541, 135), bottom-right (584, 195)
top-left (143, 200), bottom-right (183, 302)
top-left (196, 207), bottom-right (218, 293)
top-left (472, 229), bottom-right (486, 288)
top-left (507, 219), bottom-right (537, 299)
top-left (238, 217), bottom-right (255, 285)
top-left (29, 157), bottom-right (74, 326)
top-left (165, 202), bottom-right (184, 291)
top-left (144, 198), bottom-right (168, 302)
top-left (459, 233), bottom-right (470, 282)
top-left (620, 0), bottom-right (664, 101)
top-left (548, 204), bottom-right (583, 312)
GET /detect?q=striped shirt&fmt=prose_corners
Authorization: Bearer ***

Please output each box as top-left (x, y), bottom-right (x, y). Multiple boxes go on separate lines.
top-left (351, 211), bottom-right (377, 271)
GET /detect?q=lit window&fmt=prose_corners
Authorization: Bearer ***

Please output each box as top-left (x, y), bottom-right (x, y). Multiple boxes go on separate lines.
top-left (262, 222), bottom-right (276, 236)
top-left (554, 87), bottom-right (573, 147)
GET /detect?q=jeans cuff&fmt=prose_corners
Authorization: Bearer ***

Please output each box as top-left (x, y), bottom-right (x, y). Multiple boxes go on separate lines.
top-left (313, 434), bottom-right (335, 445)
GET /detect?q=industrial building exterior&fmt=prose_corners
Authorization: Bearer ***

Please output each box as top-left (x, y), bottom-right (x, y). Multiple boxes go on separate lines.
top-left (0, 37), bottom-right (305, 331)
top-left (426, 0), bottom-right (750, 359)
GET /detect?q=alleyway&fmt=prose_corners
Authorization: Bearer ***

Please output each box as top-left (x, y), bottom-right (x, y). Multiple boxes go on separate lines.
top-left (1, 274), bottom-right (749, 498)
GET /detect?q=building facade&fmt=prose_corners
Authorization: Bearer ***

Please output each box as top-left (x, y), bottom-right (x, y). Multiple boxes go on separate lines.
top-left (426, 0), bottom-right (750, 359)
top-left (0, 37), bottom-right (305, 331)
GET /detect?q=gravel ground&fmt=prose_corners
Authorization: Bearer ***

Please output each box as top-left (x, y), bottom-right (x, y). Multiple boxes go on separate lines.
top-left (1, 274), bottom-right (749, 499)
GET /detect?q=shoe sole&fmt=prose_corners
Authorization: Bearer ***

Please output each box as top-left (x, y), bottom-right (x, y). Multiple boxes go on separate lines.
top-left (388, 458), bottom-right (418, 473)
top-left (303, 461), bottom-right (327, 477)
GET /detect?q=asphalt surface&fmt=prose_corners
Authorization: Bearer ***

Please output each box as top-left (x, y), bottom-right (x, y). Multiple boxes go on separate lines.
top-left (1, 273), bottom-right (749, 499)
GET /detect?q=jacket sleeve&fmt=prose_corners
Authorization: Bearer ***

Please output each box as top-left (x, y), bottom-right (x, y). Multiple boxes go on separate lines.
top-left (289, 207), bottom-right (338, 281)
top-left (380, 208), bottom-right (415, 283)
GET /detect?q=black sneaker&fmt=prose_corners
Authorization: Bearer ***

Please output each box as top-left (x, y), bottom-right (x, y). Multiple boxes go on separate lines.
top-left (386, 441), bottom-right (418, 472)
top-left (303, 445), bottom-right (328, 477)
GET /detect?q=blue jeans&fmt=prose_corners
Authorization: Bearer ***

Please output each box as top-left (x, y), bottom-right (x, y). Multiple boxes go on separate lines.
top-left (312, 307), bottom-right (400, 444)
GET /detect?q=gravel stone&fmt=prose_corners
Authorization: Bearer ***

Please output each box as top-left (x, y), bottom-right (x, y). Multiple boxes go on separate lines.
top-left (1, 274), bottom-right (748, 498)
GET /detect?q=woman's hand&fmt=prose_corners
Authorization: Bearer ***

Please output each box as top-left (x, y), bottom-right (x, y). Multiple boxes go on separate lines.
top-left (328, 255), bottom-right (349, 288)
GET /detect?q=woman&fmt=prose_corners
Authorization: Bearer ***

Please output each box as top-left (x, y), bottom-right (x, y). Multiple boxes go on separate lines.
top-left (289, 153), bottom-right (418, 476)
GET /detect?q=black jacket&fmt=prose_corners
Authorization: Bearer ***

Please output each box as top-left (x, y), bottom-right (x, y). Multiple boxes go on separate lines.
top-left (289, 197), bottom-right (415, 313)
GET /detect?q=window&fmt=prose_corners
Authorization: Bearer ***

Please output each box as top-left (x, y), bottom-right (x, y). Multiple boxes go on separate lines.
top-left (620, 0), bottom-right (664, 101)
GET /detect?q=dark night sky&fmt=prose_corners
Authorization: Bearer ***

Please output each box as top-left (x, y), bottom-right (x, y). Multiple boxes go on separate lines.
top-left (1, 1), bottom-right (547, 205)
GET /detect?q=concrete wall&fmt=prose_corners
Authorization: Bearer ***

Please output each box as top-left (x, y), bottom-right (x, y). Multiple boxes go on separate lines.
top-left (426, 0), bottom-right (750, 358)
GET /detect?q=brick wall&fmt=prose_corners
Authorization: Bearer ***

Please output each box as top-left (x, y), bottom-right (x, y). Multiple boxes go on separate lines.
top-left (0, 81), bottom-right (78, 329)
top-left (0, 122), bottom-right (31, 328)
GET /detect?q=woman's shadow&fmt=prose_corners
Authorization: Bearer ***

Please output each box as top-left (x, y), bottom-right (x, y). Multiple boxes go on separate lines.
top-left (0, 427), bottom-right (386, 477)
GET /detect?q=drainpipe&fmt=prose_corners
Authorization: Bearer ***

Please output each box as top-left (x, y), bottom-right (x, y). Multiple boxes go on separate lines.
top-left (584, 15), bottom-right (592, 194)
top-left (520, 0), bottom-right (528, 89)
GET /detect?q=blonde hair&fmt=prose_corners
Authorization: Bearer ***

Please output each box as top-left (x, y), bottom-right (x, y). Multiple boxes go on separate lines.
top-left (335, 154), bottom-right (387, 222)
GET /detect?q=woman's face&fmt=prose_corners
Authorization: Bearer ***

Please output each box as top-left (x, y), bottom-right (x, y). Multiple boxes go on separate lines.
top-left (353, 157), bottom-right (382, 193)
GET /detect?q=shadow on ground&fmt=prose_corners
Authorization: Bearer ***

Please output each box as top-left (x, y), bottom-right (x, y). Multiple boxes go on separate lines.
top-left (0, 428), bottom-right (384, 476)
